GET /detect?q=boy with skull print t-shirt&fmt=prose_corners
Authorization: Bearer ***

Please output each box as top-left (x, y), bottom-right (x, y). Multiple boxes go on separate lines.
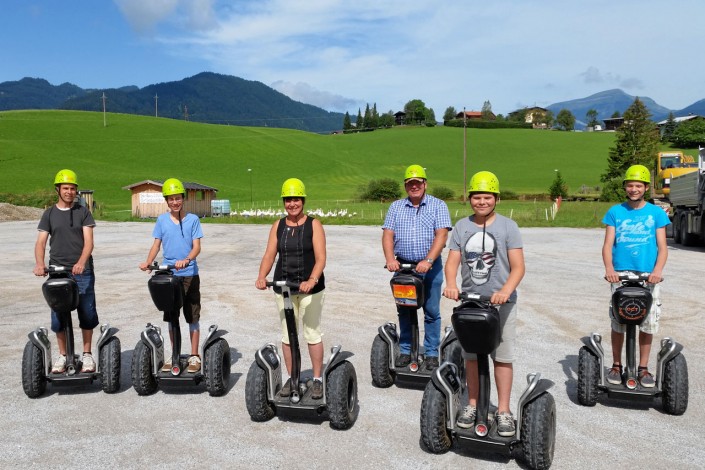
top-left (443, 171), bottom-right (525, 437)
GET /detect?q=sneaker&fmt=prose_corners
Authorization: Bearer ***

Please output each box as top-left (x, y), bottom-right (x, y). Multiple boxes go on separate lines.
top-left (638, 367), bottom-right (655, 388)
top-left (279, 378), bottom-right (292, 397)
top-left (187, 355), bottom-right (201, 373)
top-left (161, 358), bottom-right (172, 372)
top-left (52, 354), bottom-right (67, 374)
top-left (396, 354), bottom-right (411, 368)
top-left (457, 405), bottom-right (476, 429)
top-left (607, 363), bottom-right (623, 385)
top-left (81, 353), bottom-right (96, 373)
top-left (424, 356), bottom-right (439, 371)
top-left (311, 379), bottom-right (323, 399)
top-left (497, 412), bottom-right (516, 437)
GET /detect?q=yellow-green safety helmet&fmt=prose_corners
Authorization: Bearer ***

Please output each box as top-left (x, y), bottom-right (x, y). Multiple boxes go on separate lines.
top-left (281, 178), bottom-right (306, 198)
top-left (468, 171), bottom-right (500, 194)
top-left (54, 169), bottom-right (78, 186)
top-left (404, 164), bottom-right (427, 181)
top-left (162, 178), bottom-right (185, 197)
top-left (623, 164), bottom-right (651, 184)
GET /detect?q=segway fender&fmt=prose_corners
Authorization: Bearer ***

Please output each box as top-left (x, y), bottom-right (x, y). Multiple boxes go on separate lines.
top-left (655, 337), bottom-right (683, 389)
top-left (254, 343), bottom-right (282, 402)
top-left (94, 323), bottom-right (119, 374)
top-left (515, 373), bottom-right (554, 442)
top-left (581, 333), bottom-right (606, 385)
top-left (28, 327), bottom-right (52, 376)
top-left (140, 324), bottom-right (165, 375)
top-left (429, 362), bottom-right (463, 428)
top-left (201, 324), bottom-right (228, 353)
top-left (377, 322), bottom-right (398, 369)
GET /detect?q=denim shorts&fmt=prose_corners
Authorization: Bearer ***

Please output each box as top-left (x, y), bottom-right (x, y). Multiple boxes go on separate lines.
top-left (50, 271), bottom-right (100, 333)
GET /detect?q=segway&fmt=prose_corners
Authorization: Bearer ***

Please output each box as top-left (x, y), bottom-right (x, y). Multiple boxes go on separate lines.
top-left (577, 271), bottom-right (688, 415)
top-left (131, 262), bottom-right (230, 396)
top-left (22, 265), bottom-right (121, 398)
top-left (370, 263), bottom-right (464, 388)
top-left (420, 293), bottom-right (556, 470)
top-left (245, 280), bottom-right (358, 430)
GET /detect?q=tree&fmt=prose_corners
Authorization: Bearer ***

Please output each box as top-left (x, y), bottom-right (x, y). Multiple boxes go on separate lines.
top-left (379, 111), bottom-right (395, 128)
top-left (481, 100), bottom-right (493, 119)
top-left (662, 112), bottom-right (677, 143)
top-left (371, 103), bottom-right (380, 129)
top-left (443, 106), bottom-right (457, 122)
top-left (356, 108), bottom-right (363, 128)
top-left (508, 108), bottom-right (528, 122)
top-left (425, 108), bottom-right (436, 126)
top-left (363, 104), bottom-right (371, 129)
top-left (600, 97), bottom-right (660, 201)
top-left (404, 99), bottom-right (428, 124)
top-left (533, 109), bottom-right (554, 129)
top-left (342, 112), bottom-right (352, 130)
top-left (611, 111), bottom-right (621, 118)
top-left (586, 109), bottom-right (599, 128)
top-left (549, 171), bottom-right (569, 199)
top-left (555, 109), bottom-right (575, 131)
top-left (671, 118), bottom-right (705, 147)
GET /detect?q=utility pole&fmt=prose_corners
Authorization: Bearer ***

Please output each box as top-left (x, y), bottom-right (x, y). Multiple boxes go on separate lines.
top-left (184, 104), bottom-right (189, 121)
top-left (154, 94), bottom-right (158, 117)
top-left (463, 107), bottom-right (467, 203)
top-left (102, 92), bottom-right (107, 127)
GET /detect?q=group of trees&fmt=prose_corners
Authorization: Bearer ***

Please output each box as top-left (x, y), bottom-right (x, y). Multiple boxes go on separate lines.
top-left (661, 112), bottom-right (705, 147)
top-left (342, 99), bottom-right (437, 131)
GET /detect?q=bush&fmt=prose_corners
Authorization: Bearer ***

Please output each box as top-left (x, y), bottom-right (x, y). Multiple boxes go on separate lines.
top-left (358, 178), bottom-right (402, 202)
top-left (549, 171), bottom-right (569, 199)
top-left (443, 119), bottom-right (532, 129)
top-left (599, 178), bottom-right (625, 202)
top-left (431, 186), bottom-right (454, 200)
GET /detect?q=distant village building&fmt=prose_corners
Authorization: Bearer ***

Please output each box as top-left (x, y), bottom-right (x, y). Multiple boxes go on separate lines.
top-left (455, 110), bottom-right (496, 120)
top-left (656, 114), bottom-right (703, 137)
top-left (394, 111), bottom-right (406, 125)
top-left (602, 117), bottom-right (624, 131)
top-left (508, 107), bottom-right (547, 128)
top-left (123, 180), bottom-right (218, 218)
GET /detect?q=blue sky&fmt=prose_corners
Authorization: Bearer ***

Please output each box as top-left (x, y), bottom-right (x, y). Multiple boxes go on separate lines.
top-left (2, 0), bottom-right (704, 116)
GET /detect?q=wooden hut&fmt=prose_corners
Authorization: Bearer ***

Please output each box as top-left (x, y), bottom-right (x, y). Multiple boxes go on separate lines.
top-left (123, 180), bottom-right (218, 218)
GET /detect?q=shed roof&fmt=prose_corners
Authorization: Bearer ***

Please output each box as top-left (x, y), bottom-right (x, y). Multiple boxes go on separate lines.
top-left (122, 180), bottom-right (218, 191)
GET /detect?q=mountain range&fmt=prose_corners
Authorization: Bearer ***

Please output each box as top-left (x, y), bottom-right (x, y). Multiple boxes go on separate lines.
top-left (1, 72), bottom-right (703, 132)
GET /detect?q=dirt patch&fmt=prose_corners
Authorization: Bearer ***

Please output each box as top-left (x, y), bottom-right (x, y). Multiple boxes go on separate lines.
top-left (0, 203), bottom-right (44, 221)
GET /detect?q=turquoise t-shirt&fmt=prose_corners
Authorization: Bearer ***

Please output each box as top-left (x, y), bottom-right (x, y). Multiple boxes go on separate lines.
top-left (152, 212), bottom-right (203, 277)
top-left (602, 202), bottom-right (670, 272)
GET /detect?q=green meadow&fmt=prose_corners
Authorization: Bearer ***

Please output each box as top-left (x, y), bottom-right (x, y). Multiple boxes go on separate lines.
top-left (0, 109), bottom-right (647, 227)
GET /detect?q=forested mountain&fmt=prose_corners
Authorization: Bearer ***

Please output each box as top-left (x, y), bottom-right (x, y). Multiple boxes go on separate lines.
top-left (0, 72), bottom-right (344, 133)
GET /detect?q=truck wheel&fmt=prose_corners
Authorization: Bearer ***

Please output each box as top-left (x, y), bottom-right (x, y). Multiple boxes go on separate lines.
top-left (662, 353), bottom-right (688, 416)
top-left (99, 336), bottom-right (121, 393)
top-left (22, 341), bottom-right (47, 398)
top-left (327, 361), bottom-right (358, 430)
top-left (577, 346), bottom-right (599, 406)
top-left (131, 340), bottom-right (158, 396)
top-left (681, 217), bottom-right (699, 246)
top-left (420, 380), bottom-right (452, 453)
top-left (205, 338), bottom-right (231, 397)
top-left (370, 335), bottom-right (394, 388)
top-left (673, 215), bottom-right (682, 243)
top-left (521, 392), bottom-right (556, 470)
top-left (245, 361), bottom-right (276, 421)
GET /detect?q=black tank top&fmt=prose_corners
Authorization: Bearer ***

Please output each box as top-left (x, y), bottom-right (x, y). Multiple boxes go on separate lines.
top-left (273, 216), bottom-right (325, 294)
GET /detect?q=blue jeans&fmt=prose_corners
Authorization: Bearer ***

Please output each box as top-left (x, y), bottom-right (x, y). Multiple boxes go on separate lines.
top-left (50, 270), bottom-right (100, 333)
top-left (396, 258), bottom-right (443, 357)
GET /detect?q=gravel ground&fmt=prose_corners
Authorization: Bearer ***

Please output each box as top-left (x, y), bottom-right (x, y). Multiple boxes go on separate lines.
top-left (2, 220), bottom-right (704, 469)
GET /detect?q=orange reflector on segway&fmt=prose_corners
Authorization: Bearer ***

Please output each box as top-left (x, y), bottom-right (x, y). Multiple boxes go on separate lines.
top-left (392, 284), bottom-right (418, 307)
top-left (626, 378), bottom-right (637, 389)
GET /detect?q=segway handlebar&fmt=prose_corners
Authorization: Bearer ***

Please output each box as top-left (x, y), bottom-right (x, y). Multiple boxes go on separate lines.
top-left (459, 292), bottom-right (493, 302)
top-left (265, 280), bottom-right (301, 289)
top-left (382, 263), bottom-right (417, 270)
top-left (45, 265), bottom-right (71, 273)
top-left (616, 271), bottom-right (652, 282)
top-left (148, 261), bottom-right (178, 271)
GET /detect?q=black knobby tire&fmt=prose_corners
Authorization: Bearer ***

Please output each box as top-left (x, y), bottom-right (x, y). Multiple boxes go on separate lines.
top-left (204, 338), bottom-right (231, 397)
top-left (662, 353), bottom-right (689, 416)
top-left (245, 362), bottom-right (276, 422)
top-left (681, 216), bottom-right (699, 247)
top-left (131, 340), bottom-right (158, 396)
top-left (672, 215), bottom-right (682, 244)
top-left (577, 346), bottom-right (599, 406)
top-left (442, 340), bottom-right (466, 385)
top-left (100, 336), bottom-right (121, 393)
top-left (22, 341), bottom-right (47, 398)
top-left (521, 392), bottom-right (556, 470)
top-left (419, 380), bottom-right (452, 453)
top-left (370, 335), bottom-right (394, 388)
top-left (327, 360), bottom-right (358, 430)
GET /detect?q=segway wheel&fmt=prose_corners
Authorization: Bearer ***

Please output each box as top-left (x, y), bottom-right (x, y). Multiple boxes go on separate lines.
top-left (577, 346), bottom-right (599, 406)
top-left (662, 353), bottom-right (688, 416)
top-left (327, 361), bottom-right (358, 430)
top-left (370, 335), bottom-right (394, 388)
top-left (99, 336), bottom-right (121, 393)
top-left (131, 340), bottom-right (158, 396)
top-left (22, 341), bottom-right (47, 398)
top-left (419, 381), bottom-right (452, 453)
top-left (520, 392), bottom-right (556, 470)
top-left (245, 362), bottom-right (275, 422)
top-left (205, 338), bottom-right (231, 397)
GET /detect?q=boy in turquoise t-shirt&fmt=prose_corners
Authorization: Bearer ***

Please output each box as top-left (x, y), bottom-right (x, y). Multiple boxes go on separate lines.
top-left (601, 164), bottom-right (670, 388)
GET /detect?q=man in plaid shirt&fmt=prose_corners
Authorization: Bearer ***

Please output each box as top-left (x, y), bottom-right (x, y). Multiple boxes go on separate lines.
top-left (382, 164), bottom-right (452, 371)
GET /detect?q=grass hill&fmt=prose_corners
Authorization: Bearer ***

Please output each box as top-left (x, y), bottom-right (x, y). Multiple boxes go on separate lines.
top-left (1, 110), bottom-right (616, 213)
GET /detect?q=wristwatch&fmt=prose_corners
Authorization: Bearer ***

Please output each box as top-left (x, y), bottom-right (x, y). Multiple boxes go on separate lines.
top-left (425, 258), bottom-right (434, 263)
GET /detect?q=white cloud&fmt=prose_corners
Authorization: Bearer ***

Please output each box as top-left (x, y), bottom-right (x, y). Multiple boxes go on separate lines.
top-left (270, 80), bottom-right (361, 113)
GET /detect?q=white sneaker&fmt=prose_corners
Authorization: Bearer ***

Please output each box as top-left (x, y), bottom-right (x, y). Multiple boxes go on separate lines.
top-left (81, 353), bottom-right (96, 373)
top-left (52, 354), bottom-right (67, 374)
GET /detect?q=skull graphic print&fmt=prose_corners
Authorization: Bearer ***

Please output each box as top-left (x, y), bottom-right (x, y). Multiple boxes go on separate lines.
top-left (464, 231), bottom-right (497, 285)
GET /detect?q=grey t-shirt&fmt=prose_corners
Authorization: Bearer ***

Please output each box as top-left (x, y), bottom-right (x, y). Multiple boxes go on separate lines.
top-left (449, 213), bottom-right (523, 301)
top-left (38, 204), bottom-right (96, 269)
